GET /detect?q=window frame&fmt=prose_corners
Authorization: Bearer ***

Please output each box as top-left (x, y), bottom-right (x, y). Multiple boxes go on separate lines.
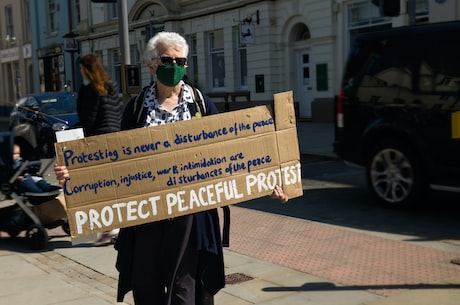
top-left (22, 0), bottom-right (31, 41)
top-left (47, 0), bottom-right (57, 35)
top-left (5, 5), bottom-right (14, 39)
top-left (234, 26), bottom-right (248, 89)
top-left (208, 30), bottom-right (226, 89)
top-left (187, 35), bottom-right (199, 85)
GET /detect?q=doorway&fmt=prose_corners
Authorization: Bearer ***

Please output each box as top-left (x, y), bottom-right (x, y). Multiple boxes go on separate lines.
top-left (297, 50), bottom-right (312, 118)
top-left (43, 55), bottom-right (64, 92)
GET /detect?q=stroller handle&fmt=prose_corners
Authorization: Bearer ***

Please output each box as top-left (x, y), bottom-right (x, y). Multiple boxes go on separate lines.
top-left (9, 160), bottom-right (30, 185)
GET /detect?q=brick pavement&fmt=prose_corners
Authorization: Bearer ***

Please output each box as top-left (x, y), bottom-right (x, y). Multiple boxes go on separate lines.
top-left (224, 206), bottom-right (460, 297)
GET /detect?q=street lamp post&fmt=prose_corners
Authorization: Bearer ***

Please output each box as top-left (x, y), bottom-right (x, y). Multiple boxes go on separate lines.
top-left (89, 0), bottom-right (131, 98)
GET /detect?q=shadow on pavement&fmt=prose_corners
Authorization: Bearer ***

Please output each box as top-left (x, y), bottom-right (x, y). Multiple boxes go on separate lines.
top-left (237, 158), bottom-right (460, 247)
top-left (262, 282), bottom-right (460, 292)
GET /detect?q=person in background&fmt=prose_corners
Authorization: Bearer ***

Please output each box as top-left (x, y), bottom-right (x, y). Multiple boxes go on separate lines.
top-left (55, 32), bottom-right (288, 305)
top-left (77, 53), bottom-right (124, 244)
top-left (77, 53), bottom-right (124, 136)
top-left (13, 143), bottom-right (60, 194)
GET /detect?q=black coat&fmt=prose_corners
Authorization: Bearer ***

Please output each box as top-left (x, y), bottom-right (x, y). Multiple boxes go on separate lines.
top-left (115, 84), bottom-right (225, 303)
top-left (76, 81), bottom-right (123, 136)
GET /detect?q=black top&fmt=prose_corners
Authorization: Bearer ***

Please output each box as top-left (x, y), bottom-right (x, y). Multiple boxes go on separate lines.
top-left (115, 84), bottom-right (225, 303)
top-left (77, 81), bottom-right (123, 136)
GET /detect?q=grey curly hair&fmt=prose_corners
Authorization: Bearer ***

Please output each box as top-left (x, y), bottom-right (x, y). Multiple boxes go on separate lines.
top-left (145, 32), bottom-right (189, 66)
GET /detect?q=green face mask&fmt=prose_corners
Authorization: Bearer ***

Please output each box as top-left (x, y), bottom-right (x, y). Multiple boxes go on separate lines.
top-left (156, 63), bottom-right (186, 87)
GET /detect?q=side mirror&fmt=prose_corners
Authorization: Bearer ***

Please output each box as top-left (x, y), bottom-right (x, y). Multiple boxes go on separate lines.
top-left (52, 122), bottom-right (69, 131)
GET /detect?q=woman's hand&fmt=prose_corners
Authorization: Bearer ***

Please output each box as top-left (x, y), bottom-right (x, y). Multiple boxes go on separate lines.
top-left (54, 164), bottom-right (69, 185)
top-left (271, 185), bottom-right (288, 203)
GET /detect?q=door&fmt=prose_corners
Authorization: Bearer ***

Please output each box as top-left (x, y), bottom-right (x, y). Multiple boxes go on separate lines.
top-left (298, 50), bottom-right (312, 118)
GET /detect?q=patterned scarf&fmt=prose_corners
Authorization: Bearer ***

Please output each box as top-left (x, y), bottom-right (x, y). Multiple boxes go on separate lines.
top-left (143, 80), bottom-right (194, 127)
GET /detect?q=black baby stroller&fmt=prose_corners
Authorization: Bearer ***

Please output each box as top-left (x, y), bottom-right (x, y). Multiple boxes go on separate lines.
top-left (0, 131), bottom-right (68, 250)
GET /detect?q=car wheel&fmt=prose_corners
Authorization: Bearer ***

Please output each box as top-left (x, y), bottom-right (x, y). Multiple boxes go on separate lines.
top-left (365, 140), bottom-right (426, 208)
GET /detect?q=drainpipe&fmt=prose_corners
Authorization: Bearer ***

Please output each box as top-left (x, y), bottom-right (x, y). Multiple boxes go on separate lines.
top-left (118, 0), bottom-right (130, 100)
top-left (67, 0), bottom-right (76, 91)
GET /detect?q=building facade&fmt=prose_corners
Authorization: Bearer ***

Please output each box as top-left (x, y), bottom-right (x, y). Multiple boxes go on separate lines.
top-left (0, 0), bottom-right (32, 108)
top-left (0, 0), bottom-right (459, 120)
top-left (29, 0), bottom-right (80, 93)
top-left (79, 0), bottom-right (333, 119)
top-left (0, 0), bottom-right (79, 115)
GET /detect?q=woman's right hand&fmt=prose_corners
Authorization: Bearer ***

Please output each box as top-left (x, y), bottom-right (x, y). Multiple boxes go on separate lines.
top-left (271, 185), bottom-right (288, 203)
top-left (54, 164), bottom-right (69, 185)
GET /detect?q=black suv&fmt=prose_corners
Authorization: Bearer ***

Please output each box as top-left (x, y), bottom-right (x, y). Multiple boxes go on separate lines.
top-left (334, 21), bottom-right (460, 208)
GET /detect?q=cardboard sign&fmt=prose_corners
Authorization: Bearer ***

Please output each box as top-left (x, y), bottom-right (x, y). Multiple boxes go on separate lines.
top-left (55, 91), bottom-right (302, 237)
top-left (34, 196), bottom-right (67, 225)
top-left (452, 111), bottom-right (460, 139)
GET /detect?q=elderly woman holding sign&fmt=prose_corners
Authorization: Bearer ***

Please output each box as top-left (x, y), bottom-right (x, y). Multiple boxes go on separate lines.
top-left (55, 31), bottom-right (287, 305)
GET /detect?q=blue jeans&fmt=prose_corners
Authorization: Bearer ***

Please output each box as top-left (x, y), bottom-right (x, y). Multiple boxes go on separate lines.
top-left (17, 176), bottom-right (54, 193)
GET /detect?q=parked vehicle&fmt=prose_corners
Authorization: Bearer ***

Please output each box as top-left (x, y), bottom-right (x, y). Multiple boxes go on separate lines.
top-left (334, 21), bottom-right (460, 208)
top-left (9, 92), bottom-right (79, 159)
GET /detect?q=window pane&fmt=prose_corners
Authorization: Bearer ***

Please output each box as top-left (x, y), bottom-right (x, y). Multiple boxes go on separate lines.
top-left (130, 44), bottom-right (140, 64)
top-left (210, 31), bottom-right (224, 50)
top-left (209, 30), bottom-right (225, 88)
top-left (187, 35), bottom-right (198, 84)
top-left (418, 40), bottom-right (460, 94)
top-left (110, 49), bottom-right (122, 88)
top-left (349, 1), bottom-right (381, 27)
top-left (303, 67), bottom-right (310, 79)
top-left (190, 35), bottom-right (197, 53)
top-left (212, 53), bottom-right (225, 87)
top-left (72, 0), bottom-right (81, 30)
top-left (303, 54), bottom-right (309, 64)
top-left (416, 0), bottom-right (428, 13)
top-left (110, 3), bottom-right (117, 20)
top-left (23, 0), bottom-right (31, 40)
top-left (235, 26), bottom-right (248, 88)
top-left (239, 49), bottom-right (247, 86)
top-left (5, 6), bottom-right (14, 37)
top-left (48, 0), bottom-right (57, 33)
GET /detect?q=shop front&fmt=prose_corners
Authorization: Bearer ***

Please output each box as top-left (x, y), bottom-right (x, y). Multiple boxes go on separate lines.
top-left (37, 45), bottom-right (66, 93)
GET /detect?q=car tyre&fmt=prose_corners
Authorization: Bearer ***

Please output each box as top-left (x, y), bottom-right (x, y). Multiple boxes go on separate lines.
top-left (365, 139), bottom-right (426, 209)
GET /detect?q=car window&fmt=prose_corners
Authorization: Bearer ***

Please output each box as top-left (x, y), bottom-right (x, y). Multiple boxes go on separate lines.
top-left (58, 96), bottom-right (77, 114)
top-left (40, 98), bottom-right (60, 115)
top-left (417, 41), bottom-right (460, 96)
top-left (364, 38), bottom-right (416, 89)
top-left (39, 95), bottom-right (77, 115)
top-left (17, 97), bottom-right (39, 111)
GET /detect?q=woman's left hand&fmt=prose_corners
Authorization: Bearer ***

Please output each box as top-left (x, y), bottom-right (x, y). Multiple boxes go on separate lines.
top-left (271, 185), bottom-right (288, 203)
top-left (54, 164), bottom-right (70, 185)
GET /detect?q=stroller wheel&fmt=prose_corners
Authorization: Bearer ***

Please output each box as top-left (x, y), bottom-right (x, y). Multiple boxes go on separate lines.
top-left (62, 221), bottom-right (71, 236)
top-left (26, 224), bottom-right (48, 250)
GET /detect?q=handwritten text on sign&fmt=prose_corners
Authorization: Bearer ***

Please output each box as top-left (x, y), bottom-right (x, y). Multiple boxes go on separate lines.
top-left (55, 91), bottom-right (302, 237)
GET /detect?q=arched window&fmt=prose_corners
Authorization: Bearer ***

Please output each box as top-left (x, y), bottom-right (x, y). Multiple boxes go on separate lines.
top-left (290, 23), bottom-right (310, 42)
